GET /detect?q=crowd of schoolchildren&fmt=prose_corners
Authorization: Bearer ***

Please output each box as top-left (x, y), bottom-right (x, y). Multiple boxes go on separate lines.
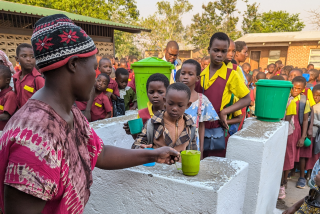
top-left (1, 25), bottom-right (320, 213)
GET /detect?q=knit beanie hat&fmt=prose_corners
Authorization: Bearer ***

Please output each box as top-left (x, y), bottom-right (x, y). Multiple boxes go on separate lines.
top-left (31, 14), bottom-right (97, 72)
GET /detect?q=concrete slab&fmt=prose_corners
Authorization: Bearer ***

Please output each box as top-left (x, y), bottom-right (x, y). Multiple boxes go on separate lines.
top-left (84, 156), bottom-right (248, 214)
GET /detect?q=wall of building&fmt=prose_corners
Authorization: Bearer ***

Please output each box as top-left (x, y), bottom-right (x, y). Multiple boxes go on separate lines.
top-left (245, 46), bottom-right (288, 69)
top-left (287, 41), bottom-right (320, 68)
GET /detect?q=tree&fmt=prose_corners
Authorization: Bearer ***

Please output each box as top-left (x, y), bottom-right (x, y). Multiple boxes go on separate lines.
top-left (308, 7), bottom-right (320, 30)
top-left (259, 11), bottom-right (305, 33)
top-left (188, 0), bottom-right (241, 52)
top-left (137, 0), bottom-right (193, 51)
top-left (5, 0), bottom-right (141, 58)
top-left (241, 0), bottom-right (263, 34)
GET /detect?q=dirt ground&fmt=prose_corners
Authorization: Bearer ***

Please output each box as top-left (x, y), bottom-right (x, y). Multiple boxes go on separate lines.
top-left (276, 173), bottom-right (309, 212)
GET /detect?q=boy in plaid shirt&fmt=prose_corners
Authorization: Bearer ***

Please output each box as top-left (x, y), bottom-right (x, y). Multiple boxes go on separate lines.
top-left (132, 83), bottom-right (197, 152)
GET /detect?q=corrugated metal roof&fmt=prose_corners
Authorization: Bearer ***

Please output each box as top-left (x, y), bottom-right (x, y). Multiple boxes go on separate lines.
top-left (0, 1), bottom-right (151, 33)
top-left (236, 31), bottom-right (320, 43)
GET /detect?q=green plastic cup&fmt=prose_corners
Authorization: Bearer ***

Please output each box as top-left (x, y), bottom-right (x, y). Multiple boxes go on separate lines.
top-left (304, 138), bottom-right (311, 147)
top-left (181, 150), bottom-right (201, 176)
top-left (131, 57), bottom-right (174, 110)
top-left (128, 118), bottom-right (143, 135)
top-left (255, 79), bottom-right (293, 122)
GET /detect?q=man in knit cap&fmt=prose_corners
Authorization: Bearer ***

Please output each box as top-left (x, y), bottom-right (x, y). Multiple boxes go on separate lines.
top-left (0, 14), bottom-right (180, 214)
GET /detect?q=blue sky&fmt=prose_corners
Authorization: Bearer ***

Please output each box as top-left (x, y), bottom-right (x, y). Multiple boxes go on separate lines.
top-left (136, 0), bottom-right (318, 31)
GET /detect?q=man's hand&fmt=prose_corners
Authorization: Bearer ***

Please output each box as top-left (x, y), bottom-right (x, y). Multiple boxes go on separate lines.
top-left (297, 138), bottom-right (305, 147)
top-left (153, 147), bottom-right (180, 165)
top-left (218, 110), bottom-right (229, 130)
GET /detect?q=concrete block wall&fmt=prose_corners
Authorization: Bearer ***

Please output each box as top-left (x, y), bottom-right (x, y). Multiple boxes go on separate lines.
top-left (226, 117), bottom-right (289, 214)
top-left (287, 41), bottom-right (320, 68)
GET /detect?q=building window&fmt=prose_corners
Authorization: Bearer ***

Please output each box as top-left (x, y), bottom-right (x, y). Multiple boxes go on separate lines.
top-left (309, 49), bottom-right (320, 68)
top-left (268, 50), bottom-right (281, 64)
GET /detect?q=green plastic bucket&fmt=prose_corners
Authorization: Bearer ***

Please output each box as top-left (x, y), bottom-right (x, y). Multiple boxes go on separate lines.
top-left (131, 57), bottom-right (174, 109)
top-left (181, 150), bottom-right (201, 176)
top-left (255, 79), bottom-right (293, 122)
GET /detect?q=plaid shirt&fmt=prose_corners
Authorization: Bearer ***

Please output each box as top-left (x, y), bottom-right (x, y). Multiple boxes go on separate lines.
top-left (132, 110), bottom-right (197, 150)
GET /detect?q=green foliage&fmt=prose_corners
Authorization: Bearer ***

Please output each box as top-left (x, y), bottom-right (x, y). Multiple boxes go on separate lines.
top-left (137, 0), bottom-right (193, 51)
top-left (242, 2), bottom-right (305, 34)
top-left (259, 11), bottom-right (305, 33)
top-left (5, 0), bottom-right (141, 58)
top-left (242, 0), bottom-right (263, 34)
top-left (188, 0), bottom-right (241, 51)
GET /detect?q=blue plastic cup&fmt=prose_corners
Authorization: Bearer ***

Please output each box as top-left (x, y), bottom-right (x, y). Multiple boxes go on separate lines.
top-left (143, 148), bottom-right (156, 167)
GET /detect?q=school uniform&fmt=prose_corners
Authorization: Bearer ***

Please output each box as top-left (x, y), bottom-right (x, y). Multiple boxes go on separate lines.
top-left (302, 88), bottom-right (316, 107)
top-left (75, 92), bottom-right (112, 122)
top-left (127, 76), bottom-right (136, 93)
top-left (306, 102), bottom-right (320, 170)
top-left (195, 62), bottom-right (250, 157)
top-left (106, 78), bottom-right (120, 106)
top-left (284, 95), bottom-right (311, 171)
top-left (13, 67), bottom-right (45, 108)
top-left (119, 86), bottom-right (136, 110)
top-left (137, 101), bottom-right (154, 124)
top-left (226, 62), bottom-right (246, 84)
top-left (0, 86), bottom-right (17, 130)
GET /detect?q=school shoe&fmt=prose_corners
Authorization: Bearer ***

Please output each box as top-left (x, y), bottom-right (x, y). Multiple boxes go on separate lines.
top-left (296, 177), bottom-right (306, 189)
top-left (278, 186), bottom-right (286, 199)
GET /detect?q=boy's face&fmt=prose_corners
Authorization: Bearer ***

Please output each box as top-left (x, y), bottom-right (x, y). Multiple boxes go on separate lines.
top-left (242, 65), bottom-right (250, 74)
top-left (225, 40), bottom-right (236, 64)
top-left (180, 63), bottom-right (199, 88)
top-left (73, 55), bottom-right (97, 101)
top-left (0, 73), bottom-right (10, 89)
top-left (235, 46), bottom-right (248, 63)
top-left (208, 39), bottom-right (228, 66)
top-left (288, 70), bottom-right (302, 81)
top-left (268, 65), bottom-right (275, 74)
top-left (147, 81), bottom-right (166, 108)
top-left (310, 71), bottom-right (316, 81)
top-left (119, 63), bottom-right (127, 69)
top-left (308, 65), bottom-right (314, 71)
top-left (313, 90), bottom-right (320, 103)
top-left (291, 82), bottom-right (305, 97)
top-left (165, 89), bottom-right (191, 121)
top-left (99, 59), bottom-right (112, 76)
top-left (15, 47), bottom-right (35, 71)
top-left (201, 59), bottom-right (210, 69)
top-left (252, 71), bottom-right (259, 83)
top-left (116, 74), bottom-right (128, 89)
top-left (95, 75), bottom-right (109, 92)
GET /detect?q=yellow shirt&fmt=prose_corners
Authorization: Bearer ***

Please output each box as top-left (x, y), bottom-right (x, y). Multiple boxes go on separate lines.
top-left (228, 96), bottom-right (243, 119)
top-left (200, 63), bottom-right (250, 111)
top-left (227, 62), bottom-right (246, 83)
top-left (304, 88), bottom-right (316, 107)
top-left (286, 94), bottom-right (311, 115)
top-left (137, 101), bottom-right (154, 118)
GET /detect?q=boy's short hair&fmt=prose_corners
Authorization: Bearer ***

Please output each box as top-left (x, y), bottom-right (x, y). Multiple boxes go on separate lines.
top-left (256, 72), bottom-right (266, 80)
top-left (235, 41), bottom-right (246, 52)
top-left (271, 75), bottom-right (284, 80)
top-left (275, 60), bottom-right (282, 65)
top-left (202, 56), bottom-right (210, 61)
top-left (267, 63), bottom-right (275, 68)
top-left (16, 43), bottom-right (33, 56)
top-left (209, 32), bottom-right (230, 48)
top-left (308, 64), bottom-right (314, 68)
top-left (167, 82), bottom-right (191, 100)
top-left (242, 63), bottom-right (251, 68)
top-left (120, 58), bottom-right (127, 64)
top-left (146, 73), bottom-right (169, 91)
top-left (0, 64), bottom-right (12, 79)
top-left (115, 68), bottom-right (129, 77)
top-left (310, 69), bottom-right (319, 78)
top-left (282, 66), bottom-right (292, 74)
top-left (99, 57), bottom-right (111, 66)
top-left (313, 84), bottom-right (320, 92)
top-left (175, 69), bottom-right (181, 82)
top-left (182, 59), bottom-right (201, 76)
top-left (290, 69), bottom-right (303, 76)
top-left (292, 76), bottom-right (306, 86)
top-left (97, 72), bottom-right (110, 84)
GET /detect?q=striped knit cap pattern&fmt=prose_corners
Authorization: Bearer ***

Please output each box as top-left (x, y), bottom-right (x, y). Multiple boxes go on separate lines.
top-left (31, 14), bottom-right (97, 72)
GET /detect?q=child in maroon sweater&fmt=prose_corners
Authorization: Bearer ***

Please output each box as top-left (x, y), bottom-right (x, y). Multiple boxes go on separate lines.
top-left (13, 43), bottom-right (44, 108)
top-left (76, 73), bottom-right (112, 121)
top-left (0, 65), bottom-right (17, 130)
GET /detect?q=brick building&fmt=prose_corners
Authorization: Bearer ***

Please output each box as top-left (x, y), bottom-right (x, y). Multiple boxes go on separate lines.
top-left (236, 31), bottom-right (320, 70)
top-left (0, 1), bottom-right (150, 64)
